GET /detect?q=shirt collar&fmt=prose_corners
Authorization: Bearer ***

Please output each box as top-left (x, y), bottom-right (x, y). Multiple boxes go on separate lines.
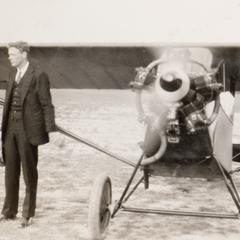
top-left (17, 61), bottom-right (29, 77)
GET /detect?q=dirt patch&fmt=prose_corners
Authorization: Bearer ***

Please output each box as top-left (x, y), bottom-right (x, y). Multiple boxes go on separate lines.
top-left (0, 89), bottom-right (240, 240)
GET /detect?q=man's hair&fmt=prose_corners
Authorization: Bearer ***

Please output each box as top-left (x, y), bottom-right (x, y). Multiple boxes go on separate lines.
top-left (8, 41), bottom-right (30, 53)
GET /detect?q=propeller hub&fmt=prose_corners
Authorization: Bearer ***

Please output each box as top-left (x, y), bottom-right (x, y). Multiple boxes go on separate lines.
top-left (155, 66), bottom-right (190, 103)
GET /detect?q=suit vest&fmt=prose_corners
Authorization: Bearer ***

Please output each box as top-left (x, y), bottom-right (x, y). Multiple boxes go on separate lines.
top-left (9, 80), bottom-right (24, 120)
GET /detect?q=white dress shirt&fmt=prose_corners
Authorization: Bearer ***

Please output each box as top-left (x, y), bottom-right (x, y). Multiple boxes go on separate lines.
top-left (15, 61), bottom-right (29, 83)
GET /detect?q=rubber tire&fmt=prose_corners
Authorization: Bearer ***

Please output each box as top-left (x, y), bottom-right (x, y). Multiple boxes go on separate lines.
top-left (88, 173), bottom-right (112, 240)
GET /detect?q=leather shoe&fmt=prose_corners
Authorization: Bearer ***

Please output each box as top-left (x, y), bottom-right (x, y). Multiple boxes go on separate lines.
top-left (0, 215), bottom-right (16, 221)
top-left (21, 217), bottom-right (32, 228)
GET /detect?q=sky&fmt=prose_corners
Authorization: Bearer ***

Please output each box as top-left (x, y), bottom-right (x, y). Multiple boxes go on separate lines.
top-left (0, 0), bottom-right (240, 46)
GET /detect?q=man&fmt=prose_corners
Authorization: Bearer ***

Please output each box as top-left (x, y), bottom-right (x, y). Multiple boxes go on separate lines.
top-left (0, 41), bottom-right (56, 227)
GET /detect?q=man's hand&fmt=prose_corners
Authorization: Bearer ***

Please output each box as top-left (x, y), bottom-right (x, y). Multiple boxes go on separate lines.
top-left (49, 132), bottom-right (66, 148)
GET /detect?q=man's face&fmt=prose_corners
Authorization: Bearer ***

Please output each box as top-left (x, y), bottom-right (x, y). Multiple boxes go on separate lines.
top-left (8, 47), bottom-right (26, 67)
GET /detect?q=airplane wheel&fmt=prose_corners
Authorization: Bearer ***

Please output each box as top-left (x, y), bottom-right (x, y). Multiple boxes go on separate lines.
top-left (88, 173), bottom-right (112, 240)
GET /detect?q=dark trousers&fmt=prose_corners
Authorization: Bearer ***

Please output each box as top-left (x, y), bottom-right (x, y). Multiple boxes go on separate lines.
top-left (1, 116), bottom-right (38, 218)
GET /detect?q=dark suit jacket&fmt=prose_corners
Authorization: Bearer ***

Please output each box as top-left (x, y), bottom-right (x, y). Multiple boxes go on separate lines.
top-left (1, 62), bottom-right (56, 162)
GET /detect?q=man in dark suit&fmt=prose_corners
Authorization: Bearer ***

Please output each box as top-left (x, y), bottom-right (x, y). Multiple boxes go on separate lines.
top-left (0, 41), bottom-right (56, 227)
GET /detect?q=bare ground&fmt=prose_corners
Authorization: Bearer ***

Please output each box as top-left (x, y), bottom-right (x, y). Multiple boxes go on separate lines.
top-left (0, 89), bottom-right (240, 240)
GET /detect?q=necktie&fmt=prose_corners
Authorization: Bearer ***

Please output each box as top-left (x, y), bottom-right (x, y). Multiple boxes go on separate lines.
top-left (15, 71), bottom-right (22, 84)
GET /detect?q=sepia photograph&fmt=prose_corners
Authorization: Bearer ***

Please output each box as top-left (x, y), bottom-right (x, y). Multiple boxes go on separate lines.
top-left (0, 0), bottom-right (240, 240)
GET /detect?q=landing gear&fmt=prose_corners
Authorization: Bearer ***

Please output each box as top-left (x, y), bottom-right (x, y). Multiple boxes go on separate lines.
top-left (88, 173), bottom-right (112, 240)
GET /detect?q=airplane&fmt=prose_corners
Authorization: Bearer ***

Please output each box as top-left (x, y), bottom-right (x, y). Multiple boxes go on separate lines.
top-left (86, 47), bottom-right (240, 240)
